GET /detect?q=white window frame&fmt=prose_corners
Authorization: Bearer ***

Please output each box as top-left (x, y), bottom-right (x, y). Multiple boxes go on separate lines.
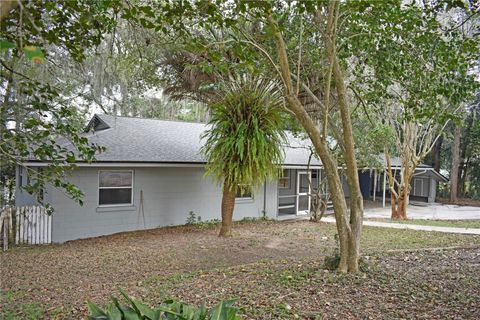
top-left (235, 184), bottom-right (254, 200)
top-left (296, 171), bottom-right (311, 215)
top-left (278, 169), bottom-right (290, 189)
top-left (98, 170), bottom-right (134, 207)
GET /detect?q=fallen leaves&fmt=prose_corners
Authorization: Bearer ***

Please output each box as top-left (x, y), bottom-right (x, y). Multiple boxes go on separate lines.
top-left (1, 221), bottom-right (479, 319)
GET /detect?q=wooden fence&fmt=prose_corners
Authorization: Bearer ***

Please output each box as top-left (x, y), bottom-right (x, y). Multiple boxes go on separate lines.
top-left (0, 206), bottom-right (52, 250)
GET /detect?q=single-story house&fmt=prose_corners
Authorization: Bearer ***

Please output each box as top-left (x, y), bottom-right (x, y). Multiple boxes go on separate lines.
top-left (16, 114), bottom-right (447, 242)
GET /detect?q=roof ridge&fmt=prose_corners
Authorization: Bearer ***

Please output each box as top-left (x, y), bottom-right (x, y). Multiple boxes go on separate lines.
top-left (97, 113), bottom-right (208, 125)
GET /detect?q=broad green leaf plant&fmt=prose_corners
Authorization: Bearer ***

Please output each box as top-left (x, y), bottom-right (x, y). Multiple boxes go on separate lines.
top-left (87, 289), bottom-right (241, 320)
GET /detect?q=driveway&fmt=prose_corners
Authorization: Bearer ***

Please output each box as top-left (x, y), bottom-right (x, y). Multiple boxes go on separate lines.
top-left (364, 202), bottom-right (480, 220)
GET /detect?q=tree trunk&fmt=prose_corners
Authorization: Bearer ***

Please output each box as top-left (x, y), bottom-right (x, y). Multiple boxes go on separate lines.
top-left (396, 171), bottom-right (411, 220)
top-left (458, 114), bottom-right (474, 197)
top-left (396, 186), bottom-right (407, 220)
top-left (393, 121), bottom-right (421, 221)
top-left (431, 135), bottom-right (443, 173)
top-left (270, 20), bottom-right (351, 272)
top-left (450, 126), bottom-right (461, 203)
top-left (395, 165), bottom-right (412, 220)
top-left (268, 5), bottom-right (362, 272)
top-left (283, 95), bottom-right (352, 272)
top-left (386, 152), bottom-right (398, 219)
top-left (326, 1), bottom-right (363, 272)
top-left (390, 192), bottom-right (398, 219)
top-left (458, 158), bottom-right (469, 197)
top-left (331, 42), bottom-right (363, 273)
top-left (219, 179), bottom-right (235, 237)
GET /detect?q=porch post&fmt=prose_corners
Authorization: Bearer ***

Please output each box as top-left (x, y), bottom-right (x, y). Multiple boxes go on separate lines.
top-left (382, 170), bottom-right (386, 208)
top-left (373, 169), bottom-right (377, 202)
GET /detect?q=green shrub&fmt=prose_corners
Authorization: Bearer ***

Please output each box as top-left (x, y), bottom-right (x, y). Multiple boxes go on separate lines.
top-left (240, 217), bottom-right (258, 222)
top-left (197, 219), bottom-right (221, 229)
top-left (185, 211), bottom-right (198, 225)
top-left (240, 215), bottom-right (271, 223)
top-left (87, 289), bottom-right (241, 320)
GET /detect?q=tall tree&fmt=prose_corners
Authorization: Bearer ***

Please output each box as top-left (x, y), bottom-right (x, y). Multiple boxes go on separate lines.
top-left (1, 1), bottom-right (125, 208)
top-left (451, 125), bottom-right (462, 202)
top-left (458, 96), bottom-right (480, 198)
top-left (347, 1), bottom-right (479, 219)
top-left (201, 75), bottom-right (286, 237)
top-left (155, 0), bottom-right (367, 271)
top-left (262, 1), bottom-right (364, 272)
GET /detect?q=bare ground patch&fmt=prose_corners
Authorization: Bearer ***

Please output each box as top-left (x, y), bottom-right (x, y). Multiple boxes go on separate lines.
top-left (1, 220), bottom-right (479, 319)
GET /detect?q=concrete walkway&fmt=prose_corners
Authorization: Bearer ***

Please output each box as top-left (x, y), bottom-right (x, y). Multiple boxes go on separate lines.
top-left (364, 202), bottom-right (480, 220)
top-left (322, 216), bottom-right (480, 235)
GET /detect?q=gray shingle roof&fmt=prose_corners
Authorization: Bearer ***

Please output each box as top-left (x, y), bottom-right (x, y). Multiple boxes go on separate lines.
top-left (30, 114), bottom-right (448, 181)
top-left (81, 114), bottom-right (321, 167)
top-left (378, 154), bottom-right (431, 169)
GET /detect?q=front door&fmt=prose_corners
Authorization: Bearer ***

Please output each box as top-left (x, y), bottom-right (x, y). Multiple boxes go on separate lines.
top-left (296, 171), bottom-right (310, 215)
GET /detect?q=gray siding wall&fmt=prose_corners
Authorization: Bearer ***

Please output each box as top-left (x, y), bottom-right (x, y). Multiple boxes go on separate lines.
top-left (44, 166), bottom-right (277, 243)
top-left (15, 166), bottom-right (50, 206)
top-left (411, 177), bottom-right (430, 198)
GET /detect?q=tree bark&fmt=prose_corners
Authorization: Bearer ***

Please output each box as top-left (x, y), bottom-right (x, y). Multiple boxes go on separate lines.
top-left (219, 178), bottom-right (235, 237)
top-left (393, 121), bottom-right (422, 220)
top-left (431, 135), bottom-right (443, 173)
top-left (458, 158), bottom-right (469, 197)
top-left (268, 5), bottom-right (362, 272)
top-left (268, 17), bottom-right (351, 272)
top-left (328, 4), bottom-right (363, 272)
top-left (396, 185), bottom-right (408, 220)
top-left (458, 116), bottom-right (473, 197)
top-left (396, 168), bottom-right (412, 220)
top-left (386, 152), bottom-right (398, 219)
top-left (450, 126), bottom-right (461, 203)
top-left (390, 191), bottom-right (398, 219)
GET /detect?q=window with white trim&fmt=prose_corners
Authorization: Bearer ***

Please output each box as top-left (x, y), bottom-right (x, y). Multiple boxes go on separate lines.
top-left (278, 169), bottom-right (290, 189)
top-left (236, 185), bottom-right (253, 199)
top-left (98, 170), bottom-right (133, 206)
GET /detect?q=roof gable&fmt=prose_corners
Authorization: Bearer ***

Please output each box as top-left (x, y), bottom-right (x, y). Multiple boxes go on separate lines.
top-left (85, 114), bottom-right (111, 132)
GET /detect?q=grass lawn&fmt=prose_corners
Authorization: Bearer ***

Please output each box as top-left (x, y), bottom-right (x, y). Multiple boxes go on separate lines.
top-left (364, 218), bottom-right (480, 229)
top-left (1, 220), bottom-right (480, 319)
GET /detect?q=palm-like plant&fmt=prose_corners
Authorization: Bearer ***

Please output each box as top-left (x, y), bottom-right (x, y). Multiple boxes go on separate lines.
top-left (202, 75), bottom-right (287, 237)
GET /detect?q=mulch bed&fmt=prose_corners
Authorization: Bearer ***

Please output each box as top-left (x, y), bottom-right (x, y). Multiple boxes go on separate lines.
top-left (1, 220), bottom-right (479, 319)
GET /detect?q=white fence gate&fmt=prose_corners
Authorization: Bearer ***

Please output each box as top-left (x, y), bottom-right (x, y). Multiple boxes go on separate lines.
top-left (0, 206), bottom-right (52, 250)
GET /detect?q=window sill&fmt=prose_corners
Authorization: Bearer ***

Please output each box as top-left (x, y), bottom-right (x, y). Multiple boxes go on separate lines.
top-left (235, 198), bottom-right (254, 204)
top-left (96, 205), bottom-right (136, 213)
